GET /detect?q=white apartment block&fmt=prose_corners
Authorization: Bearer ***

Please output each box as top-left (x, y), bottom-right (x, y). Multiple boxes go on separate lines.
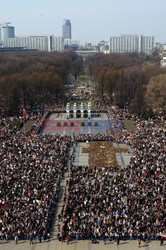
top-left (161, 57), bottom-right (166, 67)
top-left (141, 36), bottom-right (154, 54)
top-left (110, 35), bottom-right (154, 55)
top-left (0, 23), bottom-right (15, 42)
top-left (52, 36), bottom-right (64, 52)
top-left (2, 36), bottom-right (64, 52)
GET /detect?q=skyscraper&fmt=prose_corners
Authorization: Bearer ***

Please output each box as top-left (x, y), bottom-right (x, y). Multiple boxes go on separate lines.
top-left (62, 19), bottom-right (71, 39)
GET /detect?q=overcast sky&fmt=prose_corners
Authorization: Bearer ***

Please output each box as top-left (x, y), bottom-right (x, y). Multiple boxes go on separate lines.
top-left (0, 0), bottom-right (165, 44)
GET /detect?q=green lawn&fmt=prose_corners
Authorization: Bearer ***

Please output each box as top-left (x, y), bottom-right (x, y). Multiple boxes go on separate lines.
top-left (21, 120), bottom-right (36, 132)
top-left (77, 74), bottom-right (90, 81)
top-left (122, 120), bottom-right (137, 131)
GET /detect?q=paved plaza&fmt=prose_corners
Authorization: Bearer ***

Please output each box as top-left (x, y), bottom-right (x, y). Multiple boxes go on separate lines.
top-left (73, 142), bottom-right (89, 166)
top-left (72, 142), bottom-right (133, 167)
top-left (0, 239), bottom-right (164, 250)
top-left (113, 142), bottom-right (133, 167)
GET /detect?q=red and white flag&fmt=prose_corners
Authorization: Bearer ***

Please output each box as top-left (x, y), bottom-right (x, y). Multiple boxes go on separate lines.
top-left (23, 109), bottom-right (27, 117)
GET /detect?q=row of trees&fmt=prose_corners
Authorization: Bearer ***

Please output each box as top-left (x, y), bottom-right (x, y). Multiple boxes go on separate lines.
top-left (0, 51), bottom-right (83, 115)
top-left (87, 53), bottom-right (166, 116)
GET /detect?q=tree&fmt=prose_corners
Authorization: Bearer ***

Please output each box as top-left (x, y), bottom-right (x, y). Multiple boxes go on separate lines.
top-left (146, 74), bottom-right (166, 112)
top-left (0, 51), bottom-right (82, 115)
top-left (72, 57), bottom-right (83, 80)
top-left (95, 68), bottom-right (107, 99)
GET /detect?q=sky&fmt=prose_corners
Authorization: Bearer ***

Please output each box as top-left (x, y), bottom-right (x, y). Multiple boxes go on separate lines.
top-left (0, 0), bottom-right (165, 44)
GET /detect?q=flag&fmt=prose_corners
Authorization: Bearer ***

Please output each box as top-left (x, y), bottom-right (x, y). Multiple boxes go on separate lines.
top-left (23, 109), bottom-right (27, 117)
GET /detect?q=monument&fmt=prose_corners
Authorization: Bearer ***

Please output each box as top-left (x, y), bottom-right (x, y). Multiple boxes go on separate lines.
top-left (66, 102), bottom-right (91, 118)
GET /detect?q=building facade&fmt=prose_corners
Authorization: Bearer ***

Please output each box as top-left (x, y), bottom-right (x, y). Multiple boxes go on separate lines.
top-left (141, 36), bottom-right (154, 54)
top-left (66, 102), bottom-right (91, 118)
top-left (52, 36), bottom-right (64, 52)
top-left (2, 36), bottom-right (64, 52)
top-left (62, 19), bottom-right (71, 39)
top-left (0, 22), bottom-right (15, 42)
top-left (110, 35), bottom-right (154, 55)
top-left (161, 57), bottom-right (166, 67)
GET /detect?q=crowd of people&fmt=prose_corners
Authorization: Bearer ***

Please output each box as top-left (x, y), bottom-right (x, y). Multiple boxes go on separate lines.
top-left (61, 142), bottom-right (165, 240)
top-left (0, 133), bottom-right (71, 240)
top-left (61, 157), bottom-right (165, 241)
top-left (0, 102), bottom-right (72, 240)
top-left (60, 104), bottom-right (166, 241)
top-left (0, 95), bottom-right (165, 245)
top-left (73, 133), bottom-right (114, 142)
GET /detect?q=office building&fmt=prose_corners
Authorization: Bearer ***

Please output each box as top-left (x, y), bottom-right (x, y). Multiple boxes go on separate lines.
top-left (62, 19), bottom-right (71, 39)
top-left (110, 35), bottom-right (154, 55)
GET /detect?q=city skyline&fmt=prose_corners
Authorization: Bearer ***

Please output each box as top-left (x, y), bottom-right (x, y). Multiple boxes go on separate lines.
top-left (0, 0), bottom-right (166, 44)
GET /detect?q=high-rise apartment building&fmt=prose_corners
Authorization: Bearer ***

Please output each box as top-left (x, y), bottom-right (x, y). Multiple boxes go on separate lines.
top-left (141, 36), bottom-right (155, 54)
top-left (110, 35), bottom-right (154, 55)
top-left (62, 19), bottom-right (71, 39)
top-left (0, 22), bottom-right (15, 42)
top-left (2, 36), bottom-right (64, 52)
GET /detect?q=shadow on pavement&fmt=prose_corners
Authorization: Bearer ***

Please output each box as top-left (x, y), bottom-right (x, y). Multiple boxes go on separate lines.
top-left (104, 241), bottom-right (114, 245)
top-left (68, 241), bottom-right (78, 244)
top-left (119, 241), bottom-right (129, 245)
